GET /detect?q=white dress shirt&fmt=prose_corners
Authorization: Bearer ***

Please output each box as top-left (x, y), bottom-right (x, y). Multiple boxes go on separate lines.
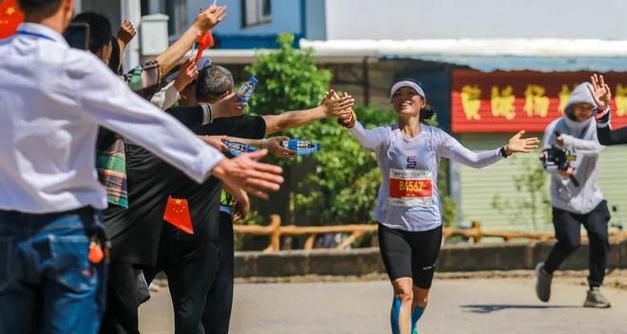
top-left (0, 23), bottom-right (224, 213)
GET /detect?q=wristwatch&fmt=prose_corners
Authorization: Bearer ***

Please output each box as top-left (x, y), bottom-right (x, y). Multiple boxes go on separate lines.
top-left (500, 146), bottom-right (510, 158)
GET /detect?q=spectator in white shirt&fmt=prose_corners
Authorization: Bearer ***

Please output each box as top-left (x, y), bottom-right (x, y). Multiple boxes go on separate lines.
top-left (0, 1), bottom-right (283, 333)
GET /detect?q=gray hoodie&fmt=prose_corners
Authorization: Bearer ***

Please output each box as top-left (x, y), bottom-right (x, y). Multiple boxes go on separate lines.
top-left (543, 82), bottom-right (605, 215)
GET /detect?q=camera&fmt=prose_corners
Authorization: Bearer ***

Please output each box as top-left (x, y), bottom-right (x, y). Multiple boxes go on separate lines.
top-left (540, 136), bottom-right (580, 187)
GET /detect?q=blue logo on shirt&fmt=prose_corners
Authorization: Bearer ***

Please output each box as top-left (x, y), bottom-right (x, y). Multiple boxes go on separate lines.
top-left (406, 156), bottom-right (417, 169)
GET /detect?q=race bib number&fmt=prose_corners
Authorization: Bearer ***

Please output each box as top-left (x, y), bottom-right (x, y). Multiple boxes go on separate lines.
top-left (389, 169), bottom-right (434, 207)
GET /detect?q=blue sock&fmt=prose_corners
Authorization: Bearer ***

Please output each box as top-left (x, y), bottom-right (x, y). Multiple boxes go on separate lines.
top-left (411, 306), bottom-right (425, 333)
top-left (391, 297), bottom-right (402, 334)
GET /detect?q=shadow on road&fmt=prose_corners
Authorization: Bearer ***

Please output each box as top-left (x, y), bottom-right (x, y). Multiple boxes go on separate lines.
top-left (461, 304), bottom-right (580, 314)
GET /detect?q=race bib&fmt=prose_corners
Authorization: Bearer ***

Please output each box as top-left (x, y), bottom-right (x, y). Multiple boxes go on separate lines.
top-left (389, 169), bottom-right (434, 207)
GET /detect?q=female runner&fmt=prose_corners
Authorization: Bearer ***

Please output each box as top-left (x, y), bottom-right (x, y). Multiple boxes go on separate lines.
top-left (342, 80), bottom-right (539, 334)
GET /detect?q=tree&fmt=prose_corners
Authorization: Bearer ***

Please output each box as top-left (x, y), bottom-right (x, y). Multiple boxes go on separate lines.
top-left (245, 34), bottom-right (394, 226)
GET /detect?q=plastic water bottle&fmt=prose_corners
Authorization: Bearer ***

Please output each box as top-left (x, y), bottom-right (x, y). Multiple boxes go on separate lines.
top-left (223, 140), bottom-right (259, 157)
top-left (238, 77), bottom-right (258, 103)
top-left (282, 139), bottom-right (321, 156)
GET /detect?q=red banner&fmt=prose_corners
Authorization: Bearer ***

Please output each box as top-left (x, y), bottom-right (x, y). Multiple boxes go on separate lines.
top-left (451, 70), bottom-right (627, 133)
top-left (0, 0), bottom-right (24, 39)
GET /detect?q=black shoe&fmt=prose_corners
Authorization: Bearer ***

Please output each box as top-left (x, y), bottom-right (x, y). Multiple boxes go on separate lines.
top-left (535, 262), bottom-right (552, 303)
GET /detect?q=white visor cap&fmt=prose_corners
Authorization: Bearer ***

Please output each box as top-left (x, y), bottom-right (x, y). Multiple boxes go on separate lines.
top-left (390, 81), bottom-right (426, 99)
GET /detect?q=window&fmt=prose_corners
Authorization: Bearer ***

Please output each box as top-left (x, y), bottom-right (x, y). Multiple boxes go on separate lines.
top-left (165, 0), bottom-right (187, 37)
top-left (242, 0), bottom-right (271, 27)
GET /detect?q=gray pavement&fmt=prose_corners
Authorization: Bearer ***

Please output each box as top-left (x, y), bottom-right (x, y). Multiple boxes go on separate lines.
top-left (139, 278), bottom-right (627, 334)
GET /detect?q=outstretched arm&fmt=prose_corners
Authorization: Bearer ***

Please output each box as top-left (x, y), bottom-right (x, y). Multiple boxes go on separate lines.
top-left (262, 90), bottom-right (355, 135)
top-left (441, 130), bottom-right (538, 168)
top-left (348, 121), bottom-right (389, 150)
top-left (201, 136), bottom-right (297, 159)
top-left (597, 125), bottom-right (627, 145)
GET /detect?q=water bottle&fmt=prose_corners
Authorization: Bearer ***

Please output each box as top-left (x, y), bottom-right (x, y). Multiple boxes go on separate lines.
top-left (223, 140), bottom-right (259, 157)
top-left (282, 139), bottom-right (321, 156)
top-left (238, 77), bottom-right (258, 103)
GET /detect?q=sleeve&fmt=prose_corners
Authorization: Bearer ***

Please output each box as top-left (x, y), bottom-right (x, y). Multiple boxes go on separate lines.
top-left (437, 128), bottom-right (503, 168)
top-left (150, 81), bottom-right (180, 110)
top-left (348, 121), bottom-right (389, 150)
top-left (73, 54), bottom-right (224, 183)
top-left (560, 134), bottom-right (604, 156)
top-left (250, 115), bottom-right (267, 139)
top-left (542, 120), bottom-right (562, 177)
top-left (597, 125), bottom-right (627, 146)
top-left (165, 106), bottom-right (208, 128)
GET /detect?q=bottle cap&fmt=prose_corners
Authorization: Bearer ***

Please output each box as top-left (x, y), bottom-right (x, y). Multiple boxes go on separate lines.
top-left (250, 77), bottom-right (258, 85)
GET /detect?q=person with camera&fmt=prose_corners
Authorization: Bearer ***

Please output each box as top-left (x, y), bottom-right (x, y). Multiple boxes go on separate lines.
top-left (535, 81), bottom-right (611, 308)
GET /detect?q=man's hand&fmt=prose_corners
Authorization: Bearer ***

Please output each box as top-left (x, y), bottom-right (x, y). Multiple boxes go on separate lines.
top-left (117, 20), bottom-right (137, 46)
top-left (320, 90), bottom-right (355, 118)
top-left (194, 5), bottom-right (227, 34)
top-left (589, 74), bottom-right (612, 111)
top-left (174, 59), bottom-right (199, 92)
top-left (211, 150), bottom-right (283, 200)
top-left (200, 135), bottom-right (227, 152)
top-left (211, 92), bottom-right (247, 118)
top-left (267, 136), bottom-right (296, 159)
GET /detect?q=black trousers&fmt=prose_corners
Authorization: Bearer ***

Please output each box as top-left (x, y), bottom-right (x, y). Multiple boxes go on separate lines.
top-left (146, 225), bottom-right (221, 334)
top-left (202, 212), bottom-right (235, 334)
top-left (544, 201), bottom-right (610, 287)
top-left (99, 262), bottom-right (150, 334)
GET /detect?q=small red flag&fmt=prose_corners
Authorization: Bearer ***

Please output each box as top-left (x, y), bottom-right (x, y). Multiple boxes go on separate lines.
top-left (163, 196), bottom-right (194, 234)
top-left (194, 31), bottom-right (215, 62)
top-left (0, 0), bottom-right (24, 39)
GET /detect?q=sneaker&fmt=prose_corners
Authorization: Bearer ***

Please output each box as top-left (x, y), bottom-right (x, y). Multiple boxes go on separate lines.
top-left (584, 287), bottom-right (611, 308)
top-left (535, 262), bottom-right (552, 302)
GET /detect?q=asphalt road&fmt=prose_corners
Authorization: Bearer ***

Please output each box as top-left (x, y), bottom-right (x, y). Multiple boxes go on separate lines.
top-left (140, 278), bottom-right (627, 334)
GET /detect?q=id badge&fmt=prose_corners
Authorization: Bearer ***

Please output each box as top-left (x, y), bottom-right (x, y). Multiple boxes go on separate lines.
top-left (388, 169), bottom-right (434, 207)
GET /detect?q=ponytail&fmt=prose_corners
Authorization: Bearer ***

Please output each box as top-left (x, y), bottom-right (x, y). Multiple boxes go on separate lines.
top-left (420, 105), bottom-right (435, 123)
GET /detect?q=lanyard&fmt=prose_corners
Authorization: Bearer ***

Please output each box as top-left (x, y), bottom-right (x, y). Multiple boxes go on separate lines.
top-left (15, 30), bottom-right (56, 42)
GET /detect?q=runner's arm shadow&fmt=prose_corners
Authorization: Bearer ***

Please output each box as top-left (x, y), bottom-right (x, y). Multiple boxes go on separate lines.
top-left (461, 304), bottom-right (580, 314)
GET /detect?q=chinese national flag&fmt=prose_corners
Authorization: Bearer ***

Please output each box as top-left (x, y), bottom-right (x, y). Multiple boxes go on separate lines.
top-left (0, 0), bottom-right (24, 39)
top-left (163, 196), bottom-right (194, 234)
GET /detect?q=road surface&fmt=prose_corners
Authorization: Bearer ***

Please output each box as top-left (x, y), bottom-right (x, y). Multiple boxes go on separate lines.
top-left (140, 278), bottom-right (627, 334)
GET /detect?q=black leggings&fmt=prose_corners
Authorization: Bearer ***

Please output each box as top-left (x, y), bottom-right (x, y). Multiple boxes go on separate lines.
top-left (544, 201), bottom-right (610, 287)
top-left (378, 223), bottom-right (442, 289)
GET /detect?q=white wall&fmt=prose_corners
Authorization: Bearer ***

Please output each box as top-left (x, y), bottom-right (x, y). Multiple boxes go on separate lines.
top-left (325, 0), bottom-right (627, 40)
